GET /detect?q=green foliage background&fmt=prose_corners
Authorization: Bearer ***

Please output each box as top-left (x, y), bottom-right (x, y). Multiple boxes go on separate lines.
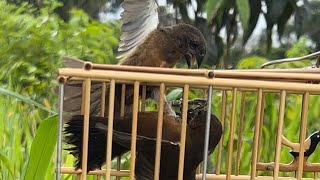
top-left (0, 0), bottom-right (319, 180)
top-left (0, 1), bottom-right (120, 179)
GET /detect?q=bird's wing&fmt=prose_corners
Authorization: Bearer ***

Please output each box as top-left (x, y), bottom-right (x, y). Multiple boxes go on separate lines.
top-left (117, 0), bottom-right (159, 59)
top-left (95, 122), bottom-right (179, 150)
top-left (61, 57), bottom-right (105, 116)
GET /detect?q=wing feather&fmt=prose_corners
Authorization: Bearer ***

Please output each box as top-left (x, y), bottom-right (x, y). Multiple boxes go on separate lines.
top-left (118, 0), bottom-right (159, 59)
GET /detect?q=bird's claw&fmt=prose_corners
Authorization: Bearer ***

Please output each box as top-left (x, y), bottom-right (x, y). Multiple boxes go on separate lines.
top-left (170, 98), bottom-right (207, 108)
top-left (170, 99), bottom-right (208, 123)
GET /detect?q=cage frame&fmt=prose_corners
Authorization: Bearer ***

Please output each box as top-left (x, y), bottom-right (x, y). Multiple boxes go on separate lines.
top-left (57, 63), bottom-right (320, 180)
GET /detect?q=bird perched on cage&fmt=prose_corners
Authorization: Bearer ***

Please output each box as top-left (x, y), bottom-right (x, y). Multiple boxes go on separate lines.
top-left (64, 99), bottom-right (222, 179)
top-left (62, 0), bottom-right (207, 117)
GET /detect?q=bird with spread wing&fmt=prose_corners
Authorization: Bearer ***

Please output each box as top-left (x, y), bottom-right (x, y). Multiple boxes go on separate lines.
top-left (62, 0), bottom-right (207, 117)
top-left (63, 1), bottom-right (214, 179)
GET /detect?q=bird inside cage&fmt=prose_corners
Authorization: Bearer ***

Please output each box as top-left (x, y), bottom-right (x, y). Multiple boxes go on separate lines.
top-left (64, 98), bottom-right (222, 180)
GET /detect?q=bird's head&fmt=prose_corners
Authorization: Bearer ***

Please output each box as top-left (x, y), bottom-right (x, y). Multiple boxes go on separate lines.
top-left (164, 23), bottom-right (207, 68)
top-left (309, 131), bottom-right (320, 146)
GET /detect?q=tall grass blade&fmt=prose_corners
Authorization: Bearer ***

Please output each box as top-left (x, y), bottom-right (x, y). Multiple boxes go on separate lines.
top-left (0, 87), bottom-right (56, 115)
top-left (0, 151), bottom-right (15, 179)
top-left (24, 115), bottom-right (58, 180)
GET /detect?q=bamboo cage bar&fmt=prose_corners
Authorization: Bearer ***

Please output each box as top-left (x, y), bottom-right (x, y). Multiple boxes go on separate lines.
top-left (63, 77), bottom-right (318, 94)
top-left (81, 81), bottom-right (86, 114)
top-left (65, 56), bottom-right (320, 74)
top-left (116, 84), bottom-right (126, 180)
top-left (85, 62), bottom-right (320, 81)
top-left (297, 92), bottom-right (310, 179)
top-left (58, 69), bottom-right (320, 93)
top-left (97, 82), bottom-right (106, 180)
top-left (141, 85), bottom-right (147, 112)
top-left (60, 168), bottom-right (130, 176)
top-left (66, 67), bottom-right (320, 83)
top-left (100, 82), bottom-right (106, 117)
top-left (83, 62), bottom-right (215, 78)
top-left (154, 83), bottom-right (165, 180)
top-left (81, 78), bottom-right (91, 179)
top-left (178, 84), bottom-right (190, 180)
top-left (274, 90), bottom-right (287, 179)
top-left (251, 89), bottom-right (263, 180)
top-left (216, 90), bottom-right (227, 175)
top-left (257, 93), bottom-right (265, 164)
top-left (236, 92), bottom-right (246, 176)
top-left (211, 71), bottom-right (320, 82)
top-left (129, 81), bottom-right (140, 179)
top-left (226, 88), bottom-right (238, 179)
top-left (196, 174), bottom-right (320, 180)
top-left (105, 79), bottom-right (115, 180)
top-left (120, 84), bottom-right (126, 117)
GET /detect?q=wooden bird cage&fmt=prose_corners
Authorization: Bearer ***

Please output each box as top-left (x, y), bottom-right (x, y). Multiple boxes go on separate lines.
top-left (56, 59), bottom-right (320, 180)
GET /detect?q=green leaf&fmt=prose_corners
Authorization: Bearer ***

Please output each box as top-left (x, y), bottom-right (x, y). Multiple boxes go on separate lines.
top-left (24, 115), bottom-right (58, 180)
top-left (0, 87), bottom-right (56, 115)
top-left (237, 56), bottom-right (267, 69)
top-left (243, 0), bottom-right (261, 45)
top-left (277, 1), bottom-right (295, 38)
top-left (0, 151), bottom-right (15, 179)
top-left (236, 0), bottom-right (250, 31)
top-left (205, 0), bottom-right (224, 22)
top-left (166, 88), bottom-right (183, 101)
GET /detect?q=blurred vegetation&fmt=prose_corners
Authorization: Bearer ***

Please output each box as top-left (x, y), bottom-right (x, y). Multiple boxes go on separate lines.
top-left (0, 0), bottom-right (320, 179)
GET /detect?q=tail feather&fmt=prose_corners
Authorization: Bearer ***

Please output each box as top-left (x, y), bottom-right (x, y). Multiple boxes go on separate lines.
top-left (64, 115), bottom-right (108, 171)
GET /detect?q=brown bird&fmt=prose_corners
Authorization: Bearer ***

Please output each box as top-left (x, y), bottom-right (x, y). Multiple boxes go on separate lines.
top-left (64, 100), bottom-right (222, 180)
top-left (62, 0), bottom-right (207, 117)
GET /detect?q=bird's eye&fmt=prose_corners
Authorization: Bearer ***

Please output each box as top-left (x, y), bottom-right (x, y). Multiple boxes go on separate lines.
top-left (191, 41), bottom-right (198, 48)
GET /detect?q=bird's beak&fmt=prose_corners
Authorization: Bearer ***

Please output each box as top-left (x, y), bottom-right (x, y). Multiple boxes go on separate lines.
top-left (185, 53), bottom-right (196, 69)
top-left (196, 55), bottom-right (204, 68)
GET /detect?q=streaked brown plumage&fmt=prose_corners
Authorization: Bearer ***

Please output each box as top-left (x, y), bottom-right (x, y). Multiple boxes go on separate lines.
top-left (120, 23), bottom-right (206, 68)
top-left (62, 23), bottom-right (206, 118)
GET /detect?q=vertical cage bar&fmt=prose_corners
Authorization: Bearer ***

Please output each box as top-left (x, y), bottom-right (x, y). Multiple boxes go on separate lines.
top-left (141, 85), bottom-right (147, 112)
top-left (226, 88), bottom-right (238, 180)
top-left (274, 90), bottom-right (286, 179)
top-left (81, 78), bottom-right (92, 179)
top-left (154, 83), bottom-right (165, 180)
top-left (120, 84), bottom-right (126, 117)
top-left (250, 89), bottom-right (263, 180)
top-left (257, 93), bottom-right (265, 163)
top-left (116, 84), bottom-right (126, 180)
top-left (79, 80), bottom-right (86, 180)
top-left (81, 82), bottom-right (86, 114)
top-left (56, 83), bottom-right (64, 180)
top-left (129, 81), bottom-right (140, 179)
top-left (297, 92), bottom-right (310, 180)
top-left (216, 90), bottom-right (227, 175)
top-left (79, 82), bottom-right (86, 180)
top-left (105, 80), bottom-right (116, 180)
top-left (201, 85), bottom-right (213, 180)
top-left (100, 82), bottom-right (106, 117)
top-left (178, 84), bottom-right (189, 180)
top-left (236, 91), bottom-right (246, 176)
top-left (97, 82), bottom-right (106, 180)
